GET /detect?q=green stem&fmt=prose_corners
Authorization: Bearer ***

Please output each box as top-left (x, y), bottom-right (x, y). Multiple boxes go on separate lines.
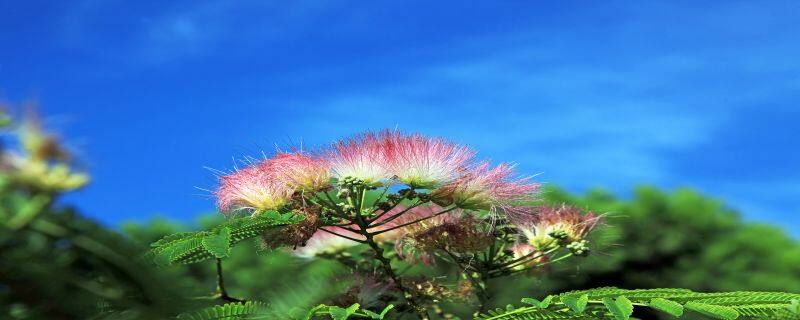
top-left (370, 206), bottom-right (457, 235)
top-left (318, 227), bottom-right (367, 243)
top-left (498, 247), bottom-right (559, 270)
top-left (215, 258), bottom-right (244, 303)
top-left (444, 249), bottom-right (491, 313)
top-left (363, 233), bottom-right (428, 319)
top-left (351, 189), bottom-right (428, 319)
top-left (367, 199), bottom-right (423, 226)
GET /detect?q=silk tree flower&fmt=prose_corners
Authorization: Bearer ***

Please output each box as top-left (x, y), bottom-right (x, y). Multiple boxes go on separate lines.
top-left (266, 151), bottom-right (331, 192)
top-left (216, 162), bottom-right (295, 214)
top-left (327, 132), bottom-right (392, 187)
top-left (383, 131), bottom-right (475, 189)
top-left (430, 162), bottom-right (539, 215)
top-left (291, 226), bottom-right (363, 258)
top-left (512, 204), bottom-right (600, 251)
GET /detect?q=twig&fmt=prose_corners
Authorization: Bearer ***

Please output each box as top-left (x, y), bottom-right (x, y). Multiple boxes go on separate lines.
top-left (371, 206), bottom-right (457, 235)
top-left (319, 227), bottom-right (367, 243)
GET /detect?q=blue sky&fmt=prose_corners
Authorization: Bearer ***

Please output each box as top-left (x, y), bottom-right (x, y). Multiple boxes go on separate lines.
top-left (1, 1), bottom-right (798, 234)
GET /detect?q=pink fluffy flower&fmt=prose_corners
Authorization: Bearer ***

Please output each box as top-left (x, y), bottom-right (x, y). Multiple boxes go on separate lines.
top-left (215, 162), bottom-right (294, 214)
top-left (431, 162), bottom-right (539, 215)
top-left (511, 204), bottom-right (600, 250)
top-left (266, 152), bottom-right (331, 191)
top-left (383, 131), bottom-right (475, 188)
top-left (327, 132), bottom-right (392, 186)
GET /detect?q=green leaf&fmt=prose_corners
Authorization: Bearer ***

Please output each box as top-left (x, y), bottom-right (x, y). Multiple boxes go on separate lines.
top-left (150, 212), bottom-right (303, 265)
top-left (377, 305), bottom-right (394, 318)
top-left (685, 302), bottom-right (740, 320)
top-left (303, 305), bottom-right (327, 320)
top-left (202, 227), bottom-right (231, 258)
top-left (522, 296), bottom-right (554, 308)
top-left (480, 288), bottom-right (799, 320)
top-left (562, 294), bottom-right (589, 313)
top-left (362, 310), bottom-right (380, 319)
top-left (329, 303), bottom-right (360, 320)
top-left (649, 298), bottom-right (684, 317)
top-left (602, 296), bottom-right (633, 320)
top-left (787, 299), bottom-right (800, 314)
top-left (360, 305), bottom-right (394, 319)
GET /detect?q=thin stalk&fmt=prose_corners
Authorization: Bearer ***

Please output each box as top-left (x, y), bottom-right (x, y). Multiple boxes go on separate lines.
top-left (371, 206), bottom-right (457, 235)
top-left (351, 189), bottom-right (429, 319)
top-left (370, 186), bottom-right (390, 209)
top-left (489, 253), bottom-right (574, 277)
top-left (444, 249), bottom-right (490, 312)
top-left (496, 247), bottom-right (559, 269)
top-left (362, 231), bottom-right (428, 319)
top-left (215, 258), bottom-right (244, 303)
top-left (318, 227), bottom-right (367, 243)
top-left (367, 199), bottom-right (423, 226)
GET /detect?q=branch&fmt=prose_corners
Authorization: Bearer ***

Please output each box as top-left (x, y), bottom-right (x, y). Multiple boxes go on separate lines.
top-left (370, 206), bottom-right (457, 235)
top-left (367, 199), bottom-right (426, 227)
top-left (319, 227), bottom-right (367, 244)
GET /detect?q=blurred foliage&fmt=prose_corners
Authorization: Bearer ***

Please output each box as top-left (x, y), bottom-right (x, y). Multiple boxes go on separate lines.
top-left (0, 107), bottom-right (197, 319)
top-left (537, 186), bottom-right (800, 293)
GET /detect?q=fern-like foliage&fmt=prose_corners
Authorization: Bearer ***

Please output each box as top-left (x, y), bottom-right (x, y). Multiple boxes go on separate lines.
top-left (177, 302), bottom-right (393, 320)
top-left (149, 211), bottom-right (304, 265)
top-left (304, 303), bottom-right (394, 320)
top-left (177, 301), bottom-right (269, 320)
top-left (478, 288), bottom-right (800, 320)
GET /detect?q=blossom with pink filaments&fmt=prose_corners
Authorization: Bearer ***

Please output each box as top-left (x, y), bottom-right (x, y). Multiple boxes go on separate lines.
top-left (431, 162), bottom-right (539, 215)
top-left (216, 162), bottom-right (294, 213)
top-left (266, 152), bottom-right (331, 191)
top-left (327, 132), bottom-right (392, 186)
top-left (512, 204), bottom-right (600, 250)
top-left (383, 131), bottom-right (475, 188)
